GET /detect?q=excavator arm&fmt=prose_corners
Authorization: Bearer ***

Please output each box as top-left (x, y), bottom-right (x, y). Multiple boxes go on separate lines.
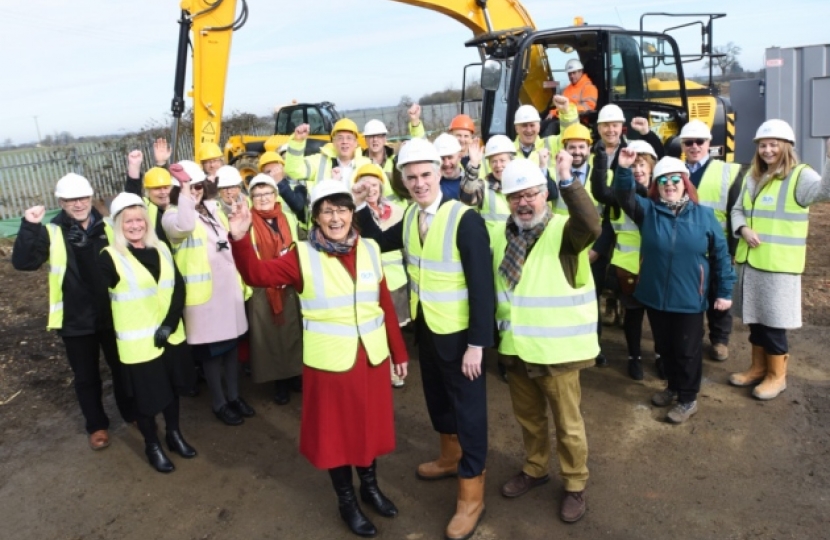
top-left (387, 0), bottom-right (536, 35)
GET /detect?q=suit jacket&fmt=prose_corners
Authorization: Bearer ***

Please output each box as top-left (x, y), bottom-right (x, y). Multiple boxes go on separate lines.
top-left (357, 198), bottom-right (495, 362)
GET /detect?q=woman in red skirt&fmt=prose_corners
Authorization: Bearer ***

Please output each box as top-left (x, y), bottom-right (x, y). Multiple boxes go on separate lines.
top-left (229, 179), bottom-right (409, 538)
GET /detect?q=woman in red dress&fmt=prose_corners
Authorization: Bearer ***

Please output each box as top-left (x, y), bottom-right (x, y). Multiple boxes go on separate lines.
top-left (228, 180), bottom-right (409, 538)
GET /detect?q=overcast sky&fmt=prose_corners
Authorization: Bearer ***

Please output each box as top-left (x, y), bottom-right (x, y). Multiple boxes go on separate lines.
top-left (2, 0), bottom-right (828, 144)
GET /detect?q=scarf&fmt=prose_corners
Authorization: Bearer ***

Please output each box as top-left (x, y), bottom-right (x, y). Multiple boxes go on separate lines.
top-left (251, 203), bottom-right (293, 323)
top-left (660, 194), bottom-right (690, 212)
top-left (498, 207), bottom-right (552, 290)
top-left (308, 226), bottom-right (358, 255)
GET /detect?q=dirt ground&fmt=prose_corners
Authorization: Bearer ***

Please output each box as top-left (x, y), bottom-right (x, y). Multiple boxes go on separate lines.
top-left (1, 207), bottom-right (830, 540)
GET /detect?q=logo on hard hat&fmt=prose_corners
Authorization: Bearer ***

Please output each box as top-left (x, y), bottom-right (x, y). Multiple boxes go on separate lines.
top-left (516, 176), bottom-right (528, 185)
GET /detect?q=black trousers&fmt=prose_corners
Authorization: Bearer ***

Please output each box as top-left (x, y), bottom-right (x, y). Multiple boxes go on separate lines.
top-left (62, 329), bottom-right (134, 433)
top-left (707, 273), bottom-right (732, 345)
top-left (647, 309), bottom-right (704, 404)
top-left (748, 324), bottom-right (789, 355)
top-left (416, 319), bottom-right (487, 478)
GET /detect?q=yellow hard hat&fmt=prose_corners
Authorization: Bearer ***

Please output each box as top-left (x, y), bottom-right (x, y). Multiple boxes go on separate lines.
top-left (331, 118), bottom-right (359, 138)
top-left (198, 142), bottom-right (223, 163)
top-left (561, 123), bottom-right (593, 144)
top-left (143, 167), bottom-right (173, 189)
top-left (258, 151), bottom-right (284, 171)
top-left (354, 163), bottom-right (386, 184)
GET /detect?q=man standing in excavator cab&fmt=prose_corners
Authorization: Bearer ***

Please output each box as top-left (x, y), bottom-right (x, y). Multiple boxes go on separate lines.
top-left (556, 59), bottom-right (598, 116)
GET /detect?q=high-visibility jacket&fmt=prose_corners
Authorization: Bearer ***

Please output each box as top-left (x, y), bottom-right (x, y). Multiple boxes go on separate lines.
top-left (403, 201), bottom-right (471, 334)
top-left (105, 244), bottom-right (186, 364)
top-left (492, 218), bottom-right (599, 364)
top-left (562, 74), bottom-right (598, 113)
top-left (480, 186), bottom-right (512, 239)
top-left (735, 165), bottom-right (809, 274)
top-left (284, 140), bottom-right (371, 191)
top-left (381, 250), bottom-right (408, 292)
top-left (553, 156), bottom-right (609, 217)
top-left (296, 240), bottom-right (390, 371)
top-left (45, 223), bottom-right (114, 330)
top-left (610, 207), bottom-right (641, 274)
top-left (696, 160), bottom-right (741, 233)
top-left (170, 209), bottom-right (251, 305)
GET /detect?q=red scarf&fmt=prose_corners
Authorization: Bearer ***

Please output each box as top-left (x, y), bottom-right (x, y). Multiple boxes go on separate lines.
top-left (251, 203), bottom-right (292, 323)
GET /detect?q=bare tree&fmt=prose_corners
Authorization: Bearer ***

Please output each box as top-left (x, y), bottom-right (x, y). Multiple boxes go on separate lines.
top-left (708, 42), bottom-right (742, 77)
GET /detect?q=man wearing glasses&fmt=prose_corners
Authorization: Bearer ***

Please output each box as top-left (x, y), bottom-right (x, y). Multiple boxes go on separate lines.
top-left (492, 153), bottom-right (600, 524)
top-left (679, 120), bottom-right (743, 362)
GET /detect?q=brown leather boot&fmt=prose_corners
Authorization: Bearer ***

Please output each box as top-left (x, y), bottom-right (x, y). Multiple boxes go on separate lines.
top-left (417, 434), bottom-right (462, 480)
top-left (753, 353), bottom-right (788, 400)
top-left (445, 473), bottom-right (485, 540)
top-left (728, 345), bottom-right (767, 387)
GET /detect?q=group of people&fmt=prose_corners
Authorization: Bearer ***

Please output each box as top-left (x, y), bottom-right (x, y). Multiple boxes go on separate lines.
top-left (13, 80), bottom-right (830, 538)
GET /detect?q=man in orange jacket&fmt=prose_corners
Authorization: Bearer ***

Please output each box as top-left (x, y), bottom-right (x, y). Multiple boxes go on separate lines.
top-left (551, 59), bottom-right (598, 118)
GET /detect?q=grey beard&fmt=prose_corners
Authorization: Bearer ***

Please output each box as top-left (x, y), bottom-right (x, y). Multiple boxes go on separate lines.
top-left (517, 207), bottom-right (549, 230)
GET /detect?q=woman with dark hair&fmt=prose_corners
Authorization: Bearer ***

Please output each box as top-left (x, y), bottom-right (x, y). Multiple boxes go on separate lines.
top-left (615, 153), bottom-right (735, 424)
top-left (729, 122), bottom-right (830, 400)
top-left (228, 180), bottom-right (409, 538)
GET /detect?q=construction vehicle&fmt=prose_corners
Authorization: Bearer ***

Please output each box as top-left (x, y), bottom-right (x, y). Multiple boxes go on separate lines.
top-left (169, 0), bottom-right (734, 167)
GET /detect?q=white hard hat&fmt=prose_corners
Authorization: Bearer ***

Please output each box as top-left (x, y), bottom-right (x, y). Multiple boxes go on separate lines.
top-left (565, 59), bottom-right (584, 73)
top-left (363, 119), bottom-right (388, 137)
top-left (501, 159), bottom-right (547, 195)
top-left (309, 179), bottom-right (352, 209)
top-left (484, 135), bottom-right (516, 158)
top-left (248, 173), bottom-right (277, 192)
top-left (433, 133), bottom-right (462, 157)
top-left (653, 156), bottom-right (688, 179)
top-left (54, 172), bottom-right (94, 199)
top-left (754, 119), bottom-right (795, 144)
top-left (514, 104), bottom-right (541, 124)
top-left (109, 192), bottom-right (146, 219)
top-left (597, 104), bottom-right (625, 124)
top-left (397, 137), bottom-right (441, 170)
top-left (215, 165), bottom-right (243, 188)
top-left (627, 140), bottom-right (658, 159)
top-left (177, 160), bottom-right (206, 184)
top-left (678, 119), bottom-right (712, 140)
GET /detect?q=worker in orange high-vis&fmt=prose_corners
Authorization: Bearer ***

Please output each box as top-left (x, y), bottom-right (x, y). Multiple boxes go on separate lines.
top-left (551, 59), bottom-right (598, 118)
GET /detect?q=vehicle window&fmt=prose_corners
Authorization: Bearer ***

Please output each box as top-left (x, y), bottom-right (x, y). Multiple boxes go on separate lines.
top-left (611, 33), bottom-right (683, 103)
top-left (542, 46), bottom-right (581, 96)
top-left (306, 108), bottom-right (326, 136)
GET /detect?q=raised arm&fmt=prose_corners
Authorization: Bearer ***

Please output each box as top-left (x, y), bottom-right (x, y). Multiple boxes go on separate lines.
top-left (613, 148), bottom-right (646, 225)
top-left (12, 206), bottom-right (50, 271)
top-left (284, 124), bottom-right (311, 182)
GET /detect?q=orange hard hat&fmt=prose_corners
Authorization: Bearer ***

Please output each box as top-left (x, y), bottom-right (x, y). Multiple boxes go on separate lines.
top-left (449, 114), bottom-right (475, 133)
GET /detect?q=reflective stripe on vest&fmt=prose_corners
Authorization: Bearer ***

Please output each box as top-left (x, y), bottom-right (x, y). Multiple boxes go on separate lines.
top-left (45, 224), bottom-right (68, 330)
top-left (106, 243), bottom-right (185, 364)
top-left (403, 200), bottom-right (471, 334)
top-left (296, 239), bottom-right (390, 371)
top-left (481, 188), bottom-right (511, 239)
top-left (610, 208), bottom-right (641, 274)
top-left (697, 160), bottom-right (739, 232)
top-left (172, 222), bottom-right (213, 306)
top-left (735, 165), bottom-right (809, 273)
top-left (491, 218), bottom-right (599, 364)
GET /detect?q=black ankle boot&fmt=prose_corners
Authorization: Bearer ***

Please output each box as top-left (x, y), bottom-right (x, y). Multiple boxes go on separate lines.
top-left (356, 460), bottom-right (398, 517)
top-left (166, 430), bottom-right (197, 458)
top-left (274, 380), bottom-right (290, 405)
top-left (145, 443), bottom-right (175, 473)
top-left (628, 357), bottom-right (644, 381)
top-left (329, 466), bottom-right (377, 537)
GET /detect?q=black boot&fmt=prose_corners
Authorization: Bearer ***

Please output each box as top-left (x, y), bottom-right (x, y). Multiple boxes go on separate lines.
top-left (289, 375), bottom-right (303, 393)
top-left (329, 466), bottom-right (377, 537)
top-left (145, 443), bottom-right (175, 473)
top-left (628, 357), bottom-right (644, 381)
top-left (356, 460), bottom-right (398, 517)
top-left (655, 355), bottom-right (667, 380)
top-left (274, 379), bottom-right (290, 405)
top-left (166, 429), bottom-right (197, 458)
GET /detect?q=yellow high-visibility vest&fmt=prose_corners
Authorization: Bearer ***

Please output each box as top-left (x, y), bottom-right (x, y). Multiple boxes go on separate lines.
top-left (610, 207), bottom-right (641, 274)
top-left (697, 160), bottom-right (741, 233)
top-left (403, 201), bottom-right (471, 334)
top-left (480, 187), bottom-right (512, 240)
top-left (492, 219), bottom-right (599, 364)
top-left (553, 155), bottom-right (608, 217)
top-left (296, 239), bottom-right (390, 371)
top-left (735, 165), bottom-right (809, 273)
top-left (105, 243), bottom-right (186, 364)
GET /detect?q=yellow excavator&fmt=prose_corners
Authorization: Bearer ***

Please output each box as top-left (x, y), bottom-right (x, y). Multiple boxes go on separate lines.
top-left (170, 0), bottom-right (734, 167)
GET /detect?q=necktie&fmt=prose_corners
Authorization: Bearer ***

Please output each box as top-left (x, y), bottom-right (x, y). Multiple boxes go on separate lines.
top-left (572, 170), bottom-right (581, 182)
top-left (418, 210), bottom-right (429, 243)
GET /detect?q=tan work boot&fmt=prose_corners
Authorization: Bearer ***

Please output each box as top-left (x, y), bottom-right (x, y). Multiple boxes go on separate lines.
top-left (710, 342), bottom-right (729, 362)
top-left (753, 354), bottom-right (789, 400)
top-left (729, 345), bottom-right (767, 387)
top-left (445, 472), bottom-right (486, 540)
top-left (417, 434), bottom-right (462, 480)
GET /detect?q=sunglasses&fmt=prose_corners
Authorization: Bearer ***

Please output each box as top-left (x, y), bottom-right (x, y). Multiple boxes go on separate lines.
top-left (656, 175), bottom-right (683, 185)
top-left (191, 183), bottom-right (205, 191)
top-left (683, 139), bottom-right (706, 147)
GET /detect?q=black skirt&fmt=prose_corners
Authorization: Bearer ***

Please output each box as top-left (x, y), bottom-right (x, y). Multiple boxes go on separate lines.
top-left (121, 342), bottom-right (196, 416)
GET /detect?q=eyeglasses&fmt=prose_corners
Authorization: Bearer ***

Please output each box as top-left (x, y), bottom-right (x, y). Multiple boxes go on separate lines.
top-left (683, 139), bottom-right (707, 147)
top-left (656, 175), bottom-right (683, 185)
top-left (507, 190), bottom-right (543, 204)
top-left (191, 183), bottom-right (204, 191)
top-left (319, 207), bottom-right (351, 218)
top-left (251, 191), bottom-right (275, 199)
top-left (62, 197), bottom-right (91, 206)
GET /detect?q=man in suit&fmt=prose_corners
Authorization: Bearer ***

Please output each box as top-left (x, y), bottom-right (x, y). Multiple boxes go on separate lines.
top-left (353, 138), bottom-right (495, 540)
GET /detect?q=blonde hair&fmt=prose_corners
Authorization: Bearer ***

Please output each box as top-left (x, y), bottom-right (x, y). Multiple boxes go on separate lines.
top-left (112, 206), bottom-right (160, 255)
top-left (750, 140), bottom-right (799, 183)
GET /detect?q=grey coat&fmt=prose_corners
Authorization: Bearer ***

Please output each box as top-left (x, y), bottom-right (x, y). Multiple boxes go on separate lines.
top-left (731, 158), bottom-right (830, 328)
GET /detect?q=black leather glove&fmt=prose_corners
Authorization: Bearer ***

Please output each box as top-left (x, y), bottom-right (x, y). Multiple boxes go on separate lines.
top-left (66, 222), bottom-right (88, 247)
top-left (154, 325), bottom-right (172, 348)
